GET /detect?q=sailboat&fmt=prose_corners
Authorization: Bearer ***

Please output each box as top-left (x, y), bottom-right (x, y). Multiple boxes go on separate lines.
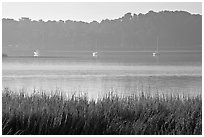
top-left (92, 40), bottom-right (98, 57)
top-left (152, 37), bottom-right (159, 57)
top-left (92, 51), bottom-right (98, 57)
top-left (34, 50), bottom-right (39, 57)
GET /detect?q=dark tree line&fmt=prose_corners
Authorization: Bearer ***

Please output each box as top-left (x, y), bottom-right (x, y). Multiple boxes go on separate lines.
top-left (2, 11), bottom-right (202, 56)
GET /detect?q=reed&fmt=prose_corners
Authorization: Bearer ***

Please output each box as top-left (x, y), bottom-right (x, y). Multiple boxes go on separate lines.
top-left (2, 88), bottom-right (202, 135)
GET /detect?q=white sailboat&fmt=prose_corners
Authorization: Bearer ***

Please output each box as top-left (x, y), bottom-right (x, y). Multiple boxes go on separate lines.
top-left (92, 40), bottom-right (98, 57)
top-left (34, 50), bottom-right (39, 57)
top-left (92, 51), bottom-right (98, 57)
top-left (152, 37), bottom-right (159, 57)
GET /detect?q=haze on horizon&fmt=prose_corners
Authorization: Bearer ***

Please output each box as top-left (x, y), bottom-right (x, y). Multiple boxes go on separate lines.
top-left (2, 2), bottom-right (202, 23)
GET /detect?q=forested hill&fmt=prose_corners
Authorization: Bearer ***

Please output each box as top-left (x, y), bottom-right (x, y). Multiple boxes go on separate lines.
top-left (2, 10), bottom-right (202, 56)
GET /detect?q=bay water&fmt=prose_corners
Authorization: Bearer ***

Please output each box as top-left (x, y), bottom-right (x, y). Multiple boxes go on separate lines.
top-left (2, 52), bottom-right (202, 99)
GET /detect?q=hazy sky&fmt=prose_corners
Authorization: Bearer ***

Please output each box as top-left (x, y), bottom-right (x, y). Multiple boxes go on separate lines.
top-left (2, 2), bottom-right (202, 22)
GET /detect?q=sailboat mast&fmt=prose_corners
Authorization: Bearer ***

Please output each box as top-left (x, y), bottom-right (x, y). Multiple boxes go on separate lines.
top-left (96, 40), bottom-right (98, 51)
top-left (157, 36), bottom-right (159, 53)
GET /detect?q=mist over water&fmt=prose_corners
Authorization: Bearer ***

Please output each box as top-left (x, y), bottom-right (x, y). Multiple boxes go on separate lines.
top-left (2, 52), bottom-right (202, 98)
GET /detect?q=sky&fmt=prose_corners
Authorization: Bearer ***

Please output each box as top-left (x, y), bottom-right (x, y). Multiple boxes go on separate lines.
top-left (2, 2), bottom-right (202, 22)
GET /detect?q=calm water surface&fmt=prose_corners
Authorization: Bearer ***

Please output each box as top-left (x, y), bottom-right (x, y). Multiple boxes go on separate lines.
top-left (2, 53), bottom-right (202, 98)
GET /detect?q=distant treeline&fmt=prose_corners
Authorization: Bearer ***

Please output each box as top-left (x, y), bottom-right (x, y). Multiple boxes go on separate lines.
top-left (2, 11), bottom-right (202, 56)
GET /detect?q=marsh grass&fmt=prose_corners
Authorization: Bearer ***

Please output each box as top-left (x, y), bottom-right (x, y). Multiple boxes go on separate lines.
top-left (2, 88), bottom-right (202, 135)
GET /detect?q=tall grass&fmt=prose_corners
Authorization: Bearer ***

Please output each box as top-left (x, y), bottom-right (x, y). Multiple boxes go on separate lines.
top-left (2, 88), bottom-right (202, 135)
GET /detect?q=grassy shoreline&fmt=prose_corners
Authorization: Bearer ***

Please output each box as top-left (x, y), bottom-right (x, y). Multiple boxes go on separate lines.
top-left (2, 88), bottom-right (202, 135)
